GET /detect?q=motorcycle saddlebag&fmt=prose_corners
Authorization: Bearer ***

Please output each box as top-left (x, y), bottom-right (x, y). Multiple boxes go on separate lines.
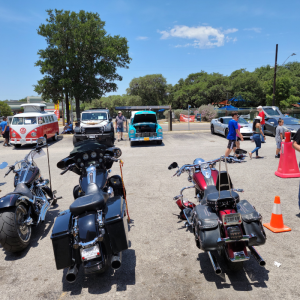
top-left (51, 210), bottom-right (73, 270)
top-left (236, 200), bottom-right (266, 246)
top-left (194, 205), bottom-right (221, 251)
top-left (104, 196), bottom-right (129, 253)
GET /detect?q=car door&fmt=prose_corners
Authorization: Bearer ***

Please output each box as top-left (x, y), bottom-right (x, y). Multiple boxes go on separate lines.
top-left (215, 118), bottom-right (222, 133)
top-left (265, 118), bottom-right (277, 136)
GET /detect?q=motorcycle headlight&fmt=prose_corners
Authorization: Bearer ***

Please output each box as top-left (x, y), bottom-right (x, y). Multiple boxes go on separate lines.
top-left (12, 132), bottom-right (16, 137)
top-left (158, 128), bottom-right (162, 133)
top-left (31, 132), bottom-right (37, 137)
top-left (129, 130), bottom-right (134, 134)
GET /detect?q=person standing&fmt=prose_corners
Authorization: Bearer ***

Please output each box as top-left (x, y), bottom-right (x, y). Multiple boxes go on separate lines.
top-left (257, 106), bottom-right (266, 143)
top-left (249, 116), bottom-right (266, 159)
top-left (225, 112), bottom-right (244, 157)
top-left (115, 111), bottom-right (126, 142)
top-left (236, 115), bottom-right (241, 149)
top-left (292, 129), bottom-right (300, 210)
top-left (275, 118), bottom-right (285, 158)
top-left (1, 117), bottom-right (10, 147)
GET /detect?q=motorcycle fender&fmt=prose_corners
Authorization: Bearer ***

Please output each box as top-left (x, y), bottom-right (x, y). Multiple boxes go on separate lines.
top-left (0, 194), bottom-right (22, 209)
top-left (78, 213), bottom-right (98, 243)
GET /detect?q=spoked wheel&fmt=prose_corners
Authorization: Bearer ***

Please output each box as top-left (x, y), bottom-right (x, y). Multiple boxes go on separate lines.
top-left (0, 204), bottom-right (31, 252)
top-left (211, 125), bottom-right (215, 134)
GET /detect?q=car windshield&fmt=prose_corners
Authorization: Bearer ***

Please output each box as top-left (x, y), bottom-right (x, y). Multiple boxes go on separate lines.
top-left (238, 117), bottom-right (248, 124)
top-left (282, 118), bottom-right (300, 125)
top-left (264, 108), bottom-right (282, 116)
top-left (222, 118), bottom-right (230, 124)
top-left (81, 112), bottom-right (107, 121)
top-left (12, 117), bottom-right (37, 125)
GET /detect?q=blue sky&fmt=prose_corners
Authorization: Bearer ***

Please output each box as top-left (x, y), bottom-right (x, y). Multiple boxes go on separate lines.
top-left (0, 0), bottom-right (299, 100)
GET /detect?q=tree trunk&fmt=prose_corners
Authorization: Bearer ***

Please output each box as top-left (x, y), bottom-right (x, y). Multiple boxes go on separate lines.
top-left (65, 92), bottom-right (70, 123)
top-left (75, 97), bottom-right (80, 121)
top-left (61, 95), bottom-right (65, 126)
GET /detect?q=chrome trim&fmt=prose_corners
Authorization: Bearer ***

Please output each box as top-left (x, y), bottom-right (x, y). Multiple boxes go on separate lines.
top-left (111, 252), bottom-right (122, 270)
top-left (97, 211), bottom-right (104, 227)
top-left (248, 246), bottom-right (266, 267)
top-left (79, 236), bottom-right (103, 249)
top-left (18, 195), bottom-right (35, 205)
top-left (229, 250), bottom-right (250, 262)
top-left (208, 251), bottom-right (222, 275)
top-left (36, 179), bottom-right (49, 187)
top-left (217, 234), bottom-right (256, 244)
top-left (107, 186), bottom-right (114, 197)
top-left (179, 185), bottom-right (195, 209)
top-left (86, 165), bottom-right (96, 184)
top-left (23, 217), bottom-right (33, 226)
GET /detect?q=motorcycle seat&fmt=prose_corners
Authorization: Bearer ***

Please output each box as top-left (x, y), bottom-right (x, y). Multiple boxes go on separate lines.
top-left (206, 190), bottom-right (240, 208)
top-left (70, 190), bottom-right (109, 216)
top-left (7, 183), bottom-right (34, 200)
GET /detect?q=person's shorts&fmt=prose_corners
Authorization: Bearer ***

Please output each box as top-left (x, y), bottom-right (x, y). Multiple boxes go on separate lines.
top-left (236, 137), bottom-right (241, 141)
top-left (3, 131), bottom-right (9, 139)
top-left (227, 140), bottom-right (236, 149)
top-left (117, 127), bottom-right (124, 132)
top-left (276, 140), bottom-right (282, 149)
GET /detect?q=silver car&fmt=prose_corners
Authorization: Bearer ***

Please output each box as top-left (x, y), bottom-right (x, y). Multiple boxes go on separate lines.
top-left (210, 116), bottom-right (253, 138)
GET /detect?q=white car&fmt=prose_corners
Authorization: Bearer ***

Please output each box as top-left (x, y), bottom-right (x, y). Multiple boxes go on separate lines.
top-left (210, 116), bottom-right (253, 138)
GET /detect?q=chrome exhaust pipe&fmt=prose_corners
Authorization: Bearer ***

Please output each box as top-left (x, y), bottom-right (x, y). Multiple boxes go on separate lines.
top-left (111, 252), bottom-right (122, 270)
top-left (40, 200), bottom-right (50, 222)
top-left (66, 264), bottom-right (79, 283)
top-left (208, 251), bottom-right (222, 275)
top-left (248, 246), bottom-right (266, 267)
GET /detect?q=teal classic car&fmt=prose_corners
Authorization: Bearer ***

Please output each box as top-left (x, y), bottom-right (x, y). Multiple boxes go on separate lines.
top-left (128, 111), bottom-right (163, 146)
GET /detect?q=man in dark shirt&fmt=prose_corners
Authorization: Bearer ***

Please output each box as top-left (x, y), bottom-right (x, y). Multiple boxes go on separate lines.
top-left (115, 111), bottom-right (126, 142)
top-left (225, 112), bottom-right (244, 157)
top-left (292, 129), bottom-right (300, 210)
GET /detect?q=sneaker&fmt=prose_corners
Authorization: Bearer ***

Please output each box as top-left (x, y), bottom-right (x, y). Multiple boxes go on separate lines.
top-left (275, 154), bottom-right (280, 158)
top-left (121, 138), bottom-right (124, 141)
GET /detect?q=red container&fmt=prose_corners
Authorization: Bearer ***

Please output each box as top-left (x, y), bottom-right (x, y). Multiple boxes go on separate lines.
top-left (285, 131), bottom-right (291, 142)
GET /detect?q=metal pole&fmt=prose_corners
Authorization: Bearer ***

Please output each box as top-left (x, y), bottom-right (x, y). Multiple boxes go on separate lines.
top-left (188, 105), bottom-right (190, 131)
top-left (168, 109), bottom-right (172, 131)
top-left (272, 44), bottom-right (278, 106)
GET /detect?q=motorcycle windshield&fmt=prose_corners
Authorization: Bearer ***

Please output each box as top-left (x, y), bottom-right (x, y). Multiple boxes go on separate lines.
top-left (70, 140), bottom-right (108, 156)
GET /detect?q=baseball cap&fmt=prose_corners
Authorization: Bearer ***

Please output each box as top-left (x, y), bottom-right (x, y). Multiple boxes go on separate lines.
top-left (118, 111), bottom-right (122, 113)
top-left (257, 106), bottom-right (262, 109)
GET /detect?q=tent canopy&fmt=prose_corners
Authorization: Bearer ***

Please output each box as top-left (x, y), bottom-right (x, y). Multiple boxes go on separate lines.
top-left (218, 105), bottom-right (239, 110)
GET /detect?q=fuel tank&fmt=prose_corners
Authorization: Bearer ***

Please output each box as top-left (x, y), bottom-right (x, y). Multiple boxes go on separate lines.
top-left (80, 170), bottom-right (107, 194)
top-left (19, 166), bottom-right (40, 185)
top-left (193, 169), bottom-right (218, 191)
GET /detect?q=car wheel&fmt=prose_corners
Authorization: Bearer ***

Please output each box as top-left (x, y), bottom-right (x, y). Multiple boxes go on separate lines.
top-left (225, 128), bottom-right (229, 138)
top-left (130, 141), bottom-right (134, 147)
top-left (157, 140), bottom-right (162, 145)
top-left (211, 125), bottom-right (215, 134)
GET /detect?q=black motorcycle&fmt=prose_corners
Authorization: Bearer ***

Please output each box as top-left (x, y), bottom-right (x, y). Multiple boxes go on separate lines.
top-left (51, 140), bottom-right (128, 283)
top-left (0, 137), bottom-right (60, 252)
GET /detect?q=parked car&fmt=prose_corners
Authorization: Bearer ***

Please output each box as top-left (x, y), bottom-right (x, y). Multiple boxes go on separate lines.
top-left (264, 116), bottom-right (300, 138)
top-left (73, 108), bottom-right (114, 146)
top-left (128, 111), bottom-right (163, 146)
top-left (261, 106), bottom-right (283, 118)
top-left (210, 116), bottom-right (252, 138)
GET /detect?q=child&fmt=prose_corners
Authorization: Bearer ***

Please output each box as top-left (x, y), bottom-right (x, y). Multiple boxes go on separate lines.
top-left (275, 119), bottom-right (285, 158)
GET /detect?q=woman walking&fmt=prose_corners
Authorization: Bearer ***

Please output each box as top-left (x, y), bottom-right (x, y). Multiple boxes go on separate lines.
top-left (249, 116), bottom-right (266, 159)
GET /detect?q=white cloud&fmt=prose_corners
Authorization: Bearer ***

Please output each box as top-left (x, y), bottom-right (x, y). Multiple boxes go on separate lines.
top-left (158, 25), bottom-right (238, 48)
top-left (136, 36), bottom-right (149, 40)
top-left (244, 27), bottom-right (262, 33)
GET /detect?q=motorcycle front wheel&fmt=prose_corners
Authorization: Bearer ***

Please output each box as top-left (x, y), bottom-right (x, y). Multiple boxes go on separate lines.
top-left (0, 204), bottom-right (31, 252)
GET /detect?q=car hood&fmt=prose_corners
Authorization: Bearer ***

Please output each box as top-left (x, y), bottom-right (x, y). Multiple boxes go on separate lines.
top-left (132, 122), bottom-right (157, 127)
top-left (81, 120), bottom-right (108, 127)
top-left (283, 124), bottom-right (300, 132)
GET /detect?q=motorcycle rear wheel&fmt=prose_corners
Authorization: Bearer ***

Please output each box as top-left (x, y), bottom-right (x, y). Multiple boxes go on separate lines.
top-left (0, 204), bottom-right (31, 252)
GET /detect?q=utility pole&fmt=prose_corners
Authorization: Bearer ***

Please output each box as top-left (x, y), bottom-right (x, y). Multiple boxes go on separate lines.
top-left (272, 44), bottom-right (278, 106)
top-left (188, 104), bottom-right (191, 131)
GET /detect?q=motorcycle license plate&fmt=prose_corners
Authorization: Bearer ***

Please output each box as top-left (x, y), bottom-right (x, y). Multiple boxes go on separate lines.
top-left (80, 245), bottom-right (100, 261)
top-left (144, 137), bottom-right (149, 141)
top-left (222, 213), bottom-right (242, 226)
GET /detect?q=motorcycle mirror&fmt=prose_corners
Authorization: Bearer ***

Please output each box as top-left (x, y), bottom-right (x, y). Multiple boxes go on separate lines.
top-left (0, 162), bottom-right (8, 169)
top-left (106, 147), bottom-right (122, 158)
top-left (37, 136), bottom-right (46, 145)
top-left (168, 162), bottom-right (178, 170)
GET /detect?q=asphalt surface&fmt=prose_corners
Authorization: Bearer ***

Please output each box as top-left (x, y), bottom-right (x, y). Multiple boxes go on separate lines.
top-left (160, 122), bottom-right (210, 132)
top-left (0, 132), bottom-right (300, 299)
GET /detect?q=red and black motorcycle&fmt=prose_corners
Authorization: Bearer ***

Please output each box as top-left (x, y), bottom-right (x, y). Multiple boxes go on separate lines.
top-left (168, 154), bottom-right (266, 274)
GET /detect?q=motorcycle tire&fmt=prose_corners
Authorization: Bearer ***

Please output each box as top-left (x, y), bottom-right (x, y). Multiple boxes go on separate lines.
top-left (0, 205), bottom-right (31, 252)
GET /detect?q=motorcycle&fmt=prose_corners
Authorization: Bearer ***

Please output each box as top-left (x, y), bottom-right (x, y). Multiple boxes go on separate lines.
top-left (0, 137), bottom-right (60, 252)
top-left (51, 140), bottom-right (129, 283)
top-left (168, 153), bottom-right (266, 274)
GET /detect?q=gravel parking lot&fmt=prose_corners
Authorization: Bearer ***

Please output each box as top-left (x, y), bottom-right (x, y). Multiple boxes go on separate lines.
top-left (0, 132), bottom-right (300, 300)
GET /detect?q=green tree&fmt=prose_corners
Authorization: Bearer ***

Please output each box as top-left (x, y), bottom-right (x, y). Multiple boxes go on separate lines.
top-left (127, 74), bottom-right (169, 106)
top-left (266, 77), bottom-right (292, 107)
top-left (35, 9), bottom-right (131, 120)
top-left (0, 101), bottom-right (13, 116)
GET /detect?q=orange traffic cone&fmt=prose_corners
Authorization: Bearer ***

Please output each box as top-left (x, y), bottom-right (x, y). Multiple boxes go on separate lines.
top-left (263, 196), bottom-right (291, 233)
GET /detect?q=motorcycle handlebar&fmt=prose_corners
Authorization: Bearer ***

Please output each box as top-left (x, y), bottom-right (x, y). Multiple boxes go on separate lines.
top-left (172, 156), bottom-right (241, 177)
top-left (4, 166), bottom-right (14, 177)
top-left (60, 163), bottom-right (75, 175)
